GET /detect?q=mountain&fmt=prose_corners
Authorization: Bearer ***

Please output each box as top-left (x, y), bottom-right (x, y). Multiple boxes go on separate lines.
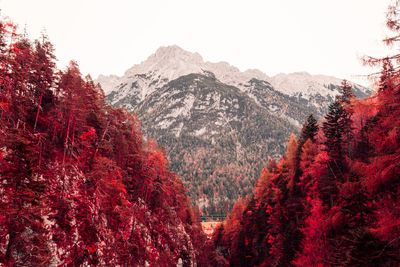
top-left (96, 45), bottom-right (371, 215)
top-left (137, 73), bottom-right (297, 214)
top-left (102, 46), bottom-right (370, 103)
top-left (102, 45), bottom-right (371, 126)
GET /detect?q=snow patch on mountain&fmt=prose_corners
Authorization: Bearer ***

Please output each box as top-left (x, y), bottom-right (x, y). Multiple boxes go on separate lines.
top-left (194, 127), bottom-right (207, 136)
top-left (270, 72), bottom-right (351, 99)
top-left (96, 74), bottom-right (120, 94)
top-left (158, 119), bottom-right (174, 129)
top-left (168, 94), bottom-right (195, 118)
top-left (173, 122), bottom-right (184, 137)
top-left (204, 62), bottom-right (270, 89)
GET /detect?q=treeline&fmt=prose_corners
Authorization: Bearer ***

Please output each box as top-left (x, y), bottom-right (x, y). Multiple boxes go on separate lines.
top-left (0, 20), bottom-right (211, 266)
top-left (210, 4), bottom-right (400, 266)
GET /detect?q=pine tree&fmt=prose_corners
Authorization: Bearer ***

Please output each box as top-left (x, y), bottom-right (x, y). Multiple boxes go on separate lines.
top-left (337, 80), bottom-right (354, 105)
top-left (337, 80), bottom-right (354, 159)
top-left (296, 114), bottom-right (319, 178)
top-left (322, 100), bottom-right (347, 170)
top-left (299, 114), bottom-right (319, 144)
top-left (32, 35), bottom-right (56, 131)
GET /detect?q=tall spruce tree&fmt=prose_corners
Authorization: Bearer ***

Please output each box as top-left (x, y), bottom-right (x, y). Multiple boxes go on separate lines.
top-left (295, 114), bottom-right (319, 187)
top-left (337, 80), bottom-right (354, 159)
top-left (320, 101), bottom-right (347, 207)
top-left (300, 114), bottom-right (319, 144)
top-left (337, 80), bottom-right (354, 105)
top-left (322, 100), bottom-right (346, 169)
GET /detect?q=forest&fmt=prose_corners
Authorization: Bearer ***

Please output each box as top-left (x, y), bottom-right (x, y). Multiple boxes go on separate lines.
top-left (208, 4), bottom-right (400, 266)
top-left (0, 19), bottom-right (212, 266)
top-left (1, 1), bottom-right (400, 267)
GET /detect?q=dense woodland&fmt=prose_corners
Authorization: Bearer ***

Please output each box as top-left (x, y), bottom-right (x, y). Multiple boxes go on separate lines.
top-left (2, 2), bottom-right (400, 267)
top-left (209, 4), bottom-right (400, 266)
top-left (0, 20), bottom-right (212, 266)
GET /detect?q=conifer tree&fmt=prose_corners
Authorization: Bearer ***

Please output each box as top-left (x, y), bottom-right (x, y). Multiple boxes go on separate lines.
top-left (337, 80), bottom-right (354, 159)
top-left (337, 80), bottom-right (354, 105)
top-left (322, 100), bottom-right (347, 170)
top-left (296, 114), bottom-right (319, 177)
top-left (319, 101), bottom-right (347, 207)
top-left (299, 114), bottom-right (319, 144)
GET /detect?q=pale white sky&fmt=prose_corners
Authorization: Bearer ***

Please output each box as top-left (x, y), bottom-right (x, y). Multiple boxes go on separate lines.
top-left (0, 0), bottom-right (395, 86)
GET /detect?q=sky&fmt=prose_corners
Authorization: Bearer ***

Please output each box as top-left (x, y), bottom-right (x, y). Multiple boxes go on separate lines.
top-left (0, 0), bottom-right (395, 86)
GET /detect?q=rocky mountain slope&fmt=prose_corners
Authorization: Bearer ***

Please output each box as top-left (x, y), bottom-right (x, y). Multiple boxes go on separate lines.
top-left (97, 45), bottom-right (371, 215)
top-left (103, 46), bottom-right (371, 125)
top-left (137, 73), bottom-right (297, 214)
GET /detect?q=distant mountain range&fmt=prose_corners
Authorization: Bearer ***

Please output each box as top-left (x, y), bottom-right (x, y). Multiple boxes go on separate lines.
top-left (96, 45), bottom-right (372, 215)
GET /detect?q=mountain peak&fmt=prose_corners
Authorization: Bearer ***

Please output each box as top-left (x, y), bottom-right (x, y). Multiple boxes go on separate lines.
top-left (153, 45), bottom-right (204, 62)
top-left (156, 44), bottom-right (183, 53)
top-left (123, 45), bottom-right (204, 82)
top-left (154, 45), bottom-right (187, 55)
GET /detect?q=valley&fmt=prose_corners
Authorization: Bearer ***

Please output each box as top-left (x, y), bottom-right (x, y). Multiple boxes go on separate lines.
top-left (97, 45), bottom-right (371, 215)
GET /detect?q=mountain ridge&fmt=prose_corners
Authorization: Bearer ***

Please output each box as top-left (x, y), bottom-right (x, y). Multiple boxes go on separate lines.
top-left (97, 45), bottom-right (371, 100)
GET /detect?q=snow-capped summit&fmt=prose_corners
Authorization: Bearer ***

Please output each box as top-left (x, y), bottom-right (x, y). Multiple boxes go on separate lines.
top-left (105, 45), bottom-right (270, 95)
top-left (124, 45), bottom-right (204, 82)
top-left (98, 45), bottom-right (269, 94)
top-left (99, 45), bottom-right (276, 105)
top-left (97, 45), bottom-right (370, 101)
top-left (96, 45), bottom-right (372, 120)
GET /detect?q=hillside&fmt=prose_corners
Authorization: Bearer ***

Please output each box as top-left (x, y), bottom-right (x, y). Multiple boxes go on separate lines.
top-left (0, 21), bottom-right (210, 266)
top-left (137, 73), bottom-right (297, 214)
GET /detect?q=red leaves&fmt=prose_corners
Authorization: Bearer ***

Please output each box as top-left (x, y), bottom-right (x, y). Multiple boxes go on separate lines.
top-left (3, 8), bottom-right (400, 265)
top-left (265, 204), bottom-right (272, 214)
top-left (1, 21), bottom-right (17, 36)
top-left (9, 43), bottom-right (24, 53)
top-left (0, 17), bottom-right (208, 266)
top-left (266, 234), bottom-right (275, 244)
top-left (314, 151), bottom-right (330, 164)
top-left (79, 127), bottom-right (96, 141)
top-left (148, 150), bottom-right (165, 168)
top-left (87, 244), bottom-right (97, 253)
top-left (213, 10), bottom-right (400, 265)
top-left (0, 102), bottom-right (10, 111)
